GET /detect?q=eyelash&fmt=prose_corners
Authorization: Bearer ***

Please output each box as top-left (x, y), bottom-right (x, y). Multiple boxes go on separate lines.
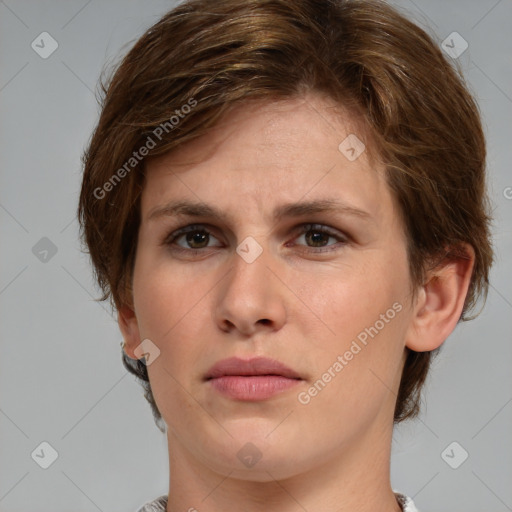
top-left (162, 223), bottom-right (349, 255)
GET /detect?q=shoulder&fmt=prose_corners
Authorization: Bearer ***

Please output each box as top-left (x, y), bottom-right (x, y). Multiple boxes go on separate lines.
top-left (135, 495), bottom-right (168, 512)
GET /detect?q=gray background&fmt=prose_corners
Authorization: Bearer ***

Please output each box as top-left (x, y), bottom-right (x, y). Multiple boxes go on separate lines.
top-left (0, 1), bottom-right (511, 511)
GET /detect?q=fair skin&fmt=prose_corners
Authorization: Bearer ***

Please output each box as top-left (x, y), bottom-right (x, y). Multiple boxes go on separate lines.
top-left (119, 92), bottom-right (474, 512)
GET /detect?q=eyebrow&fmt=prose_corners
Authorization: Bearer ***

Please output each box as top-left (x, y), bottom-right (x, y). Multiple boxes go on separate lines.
top-left (147, 198), bottom-right (373, 223)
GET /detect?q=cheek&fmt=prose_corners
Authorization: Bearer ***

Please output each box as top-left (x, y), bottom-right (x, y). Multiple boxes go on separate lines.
top-left (132, 242), bottom-right (206, 336)
top-left (293, 253), bottom-right (410, 401)
top-left (134, 263), bottom-right (210, 424)
top-left (295, 256), bottom-right (407, 340)
top-left (130, 263), bottom-right (203, 400)
top-left (296, 300), bottom-right (408, 435)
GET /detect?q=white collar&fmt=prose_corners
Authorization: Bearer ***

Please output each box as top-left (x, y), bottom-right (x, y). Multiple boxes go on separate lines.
top-left (394, 492), bottom-right (420, 512)
top-left (137, 492), bottom-right (420, 511)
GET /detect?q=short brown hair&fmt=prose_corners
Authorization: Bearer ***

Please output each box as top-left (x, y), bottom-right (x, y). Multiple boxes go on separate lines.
top-left (78, 0), bottom-right (493, 431)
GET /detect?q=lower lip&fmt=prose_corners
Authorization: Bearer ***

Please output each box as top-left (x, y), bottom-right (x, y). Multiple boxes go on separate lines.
top-left (208, 376), bottom-right (301, 401)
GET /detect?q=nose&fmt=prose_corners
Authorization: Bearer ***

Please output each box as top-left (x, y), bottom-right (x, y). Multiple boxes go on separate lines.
top-left (214, 242), bottom-right (287, 337)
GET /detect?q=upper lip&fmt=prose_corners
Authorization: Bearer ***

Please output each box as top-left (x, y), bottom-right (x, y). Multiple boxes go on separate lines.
top-left (205, 357), bottom-right (302, 380)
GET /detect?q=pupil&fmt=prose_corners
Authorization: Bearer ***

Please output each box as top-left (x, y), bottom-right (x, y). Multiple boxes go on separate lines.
top-left (187, 231), bottom-right (208, 248)
top-left (307, 231), bottom-right (328, 247)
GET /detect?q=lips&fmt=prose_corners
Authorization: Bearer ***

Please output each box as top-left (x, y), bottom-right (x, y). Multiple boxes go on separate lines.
top-left (206, 357), bottom-right (302, 380)
top-left (205, 357), bottom-right (303, 401)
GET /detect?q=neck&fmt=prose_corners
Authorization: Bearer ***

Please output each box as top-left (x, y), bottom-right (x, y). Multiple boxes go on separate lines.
top-left (165, 419), bottom-right (402, 512)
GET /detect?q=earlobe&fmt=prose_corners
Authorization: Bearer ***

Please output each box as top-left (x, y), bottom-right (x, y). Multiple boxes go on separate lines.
top-left (118, 304), bottom-right (142, 359)
top-left (405, 245), bottom-right (475, 352)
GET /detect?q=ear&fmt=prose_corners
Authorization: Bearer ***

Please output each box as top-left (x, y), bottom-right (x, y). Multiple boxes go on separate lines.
top-left (118, 303), bottom-right (142, 359)
top-left (405, 244), bottom-right (475, 352)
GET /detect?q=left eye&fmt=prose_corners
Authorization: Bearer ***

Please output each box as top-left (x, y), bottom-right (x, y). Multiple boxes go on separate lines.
top-left (292, 224), bottom-right (345, 249)
top-left (164, 223), bottom-right (347, 252)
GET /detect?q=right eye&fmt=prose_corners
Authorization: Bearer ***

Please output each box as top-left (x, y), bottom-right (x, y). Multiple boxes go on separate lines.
top-left (163, 224), bottom-right (223, 252)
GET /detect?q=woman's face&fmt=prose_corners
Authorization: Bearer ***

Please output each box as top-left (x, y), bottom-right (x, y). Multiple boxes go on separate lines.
top-left (124, 92), bottom-right (417, 480)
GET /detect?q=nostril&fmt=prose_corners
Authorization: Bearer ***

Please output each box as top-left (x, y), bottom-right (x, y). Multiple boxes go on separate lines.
top-left (223, 320), bottom-right (235, 331)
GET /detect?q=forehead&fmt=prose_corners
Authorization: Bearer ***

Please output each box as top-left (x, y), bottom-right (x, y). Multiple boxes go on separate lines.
top-left (140, 93), bottom-right (395, 227)
top-left (148, 93), bottom-right (376, 170)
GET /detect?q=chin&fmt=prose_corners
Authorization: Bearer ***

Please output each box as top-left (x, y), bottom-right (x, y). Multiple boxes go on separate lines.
top-left (198, 426), bottom-right (308, 480)
top-left (207, 450), bottom-right (307, 482)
